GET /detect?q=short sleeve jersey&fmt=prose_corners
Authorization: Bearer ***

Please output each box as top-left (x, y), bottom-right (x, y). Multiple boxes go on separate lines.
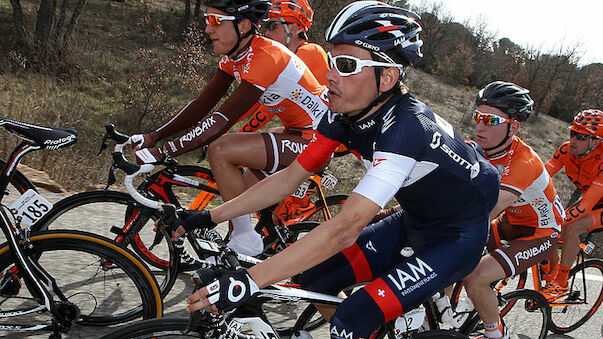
top-left (298, 93), bottom-right (500, 226)
top-left (218, 36), bottom-right (328, 129)
top-left (487, 136), bottom-right (564, 230)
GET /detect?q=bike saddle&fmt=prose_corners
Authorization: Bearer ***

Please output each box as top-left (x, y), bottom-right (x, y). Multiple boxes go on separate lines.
top-left (0, 117), bottom-right (77, 149)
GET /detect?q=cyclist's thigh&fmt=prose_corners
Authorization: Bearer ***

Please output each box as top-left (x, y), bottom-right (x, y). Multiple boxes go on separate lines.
top-left (299, 212), bottom-right (410, 295)
top-left (207, 132), bottom-right (268, 169)
top-left (490, 227), bottom-right (558, 277)
top-left (258, 132), bottom-right (309, 174)
top-left (329, 222), bottom-right (486, 338)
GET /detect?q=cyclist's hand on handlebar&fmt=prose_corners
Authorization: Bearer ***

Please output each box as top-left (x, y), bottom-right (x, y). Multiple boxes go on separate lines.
top-left (186, 268), bottom-right (259, 314)
top-left (160, 208), bottom-right (216, 241)
top-left (130, 132), bottom-right (160, 151)
top-left (135, 147), bottom-right (166, 165)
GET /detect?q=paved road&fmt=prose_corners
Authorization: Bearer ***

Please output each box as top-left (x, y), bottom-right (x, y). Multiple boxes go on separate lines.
top-left (1, 190), bottom-right (602, 338)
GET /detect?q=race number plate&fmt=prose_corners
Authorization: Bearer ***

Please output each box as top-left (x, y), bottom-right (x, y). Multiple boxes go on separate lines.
top-left (321, 173), bottom-right (338, 190)
top-left (9, 189), bottom-right (52, 226)
top-left (292, 181), bottom-right (310, 199)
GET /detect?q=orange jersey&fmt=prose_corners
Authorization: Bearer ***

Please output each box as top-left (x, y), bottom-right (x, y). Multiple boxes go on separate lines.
top-left (219, 36), bottom-right (328, 130)
top-left (237, 41), bottom-right (329, 136)
top-left (488, 136), bottom-right (563, 230)
top-left (546, 141), bottom-right (603, 224)
top-left (296, 41), bottom-right (329, 86)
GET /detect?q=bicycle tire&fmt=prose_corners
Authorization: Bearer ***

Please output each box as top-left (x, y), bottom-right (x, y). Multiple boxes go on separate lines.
top-left (100, 316), bottom-right (284, 339)
top-left (549, 258), bottom-right (603, 334)
top-left (0, 230), bottom-right (162, 326)
top-left (499, 289), bottom-right (550, 339)
top-left (31, 190), bottom-right (179, 299)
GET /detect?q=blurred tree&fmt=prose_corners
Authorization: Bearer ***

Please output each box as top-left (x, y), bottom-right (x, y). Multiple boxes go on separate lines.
top-left (8, 0), bottom-right (88, 68)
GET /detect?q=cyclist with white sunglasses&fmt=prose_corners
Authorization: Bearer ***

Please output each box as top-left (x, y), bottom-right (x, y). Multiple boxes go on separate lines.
top-left (131, 0), bottom-right (328, 256)
top-left (175, 2), bottom-right (499, 338)
top-left (462, 81), bottom-right (564, 339)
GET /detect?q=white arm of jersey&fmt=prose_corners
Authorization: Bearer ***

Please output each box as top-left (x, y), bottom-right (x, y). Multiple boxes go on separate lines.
top-left (353, 151), bottom-right (417, 208)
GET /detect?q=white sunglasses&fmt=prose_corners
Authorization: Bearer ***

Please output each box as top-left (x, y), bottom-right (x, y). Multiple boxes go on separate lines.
top-left (327, 52), bottom-right (402, 77)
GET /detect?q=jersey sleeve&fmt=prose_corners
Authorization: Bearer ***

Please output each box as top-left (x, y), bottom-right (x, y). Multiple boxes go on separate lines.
top-left (545, 143), bottom-right (569, 176)
top-left (296, 131), bottom-right (340, 173)
top-left (500, 155), bottom-right (540, 195)
top-left (353, 151), bottom-right (417, 208)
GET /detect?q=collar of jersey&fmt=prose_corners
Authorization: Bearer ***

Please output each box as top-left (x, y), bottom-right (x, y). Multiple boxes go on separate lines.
top-left (346, 93), bottom-right (408, 135)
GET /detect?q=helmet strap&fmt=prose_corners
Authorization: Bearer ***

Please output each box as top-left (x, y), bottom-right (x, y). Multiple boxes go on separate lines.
top-left (282, 23), bottom-right (295, 47)
top-left (226, 20), bottom-right (256, 58)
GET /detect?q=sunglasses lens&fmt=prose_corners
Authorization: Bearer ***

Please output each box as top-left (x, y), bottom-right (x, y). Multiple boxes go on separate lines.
top-left (266, 21), bottom-right (278, 31)
top-left (335, 57), bottom-right (357, 75)
top-left (473, 111), bottom-right (502, 126)
top-left (571, 130), bottom-right (589, 140)
top-left (205, 15), bottom-right (220, 26)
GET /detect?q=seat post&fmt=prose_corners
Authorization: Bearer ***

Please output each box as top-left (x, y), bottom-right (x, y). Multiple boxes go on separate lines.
top-left (0, 140), bottom-right (39, 198)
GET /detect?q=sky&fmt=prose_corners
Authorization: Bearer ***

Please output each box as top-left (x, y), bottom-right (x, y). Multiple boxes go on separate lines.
top-left (406, 0), bottom-right (602, 66)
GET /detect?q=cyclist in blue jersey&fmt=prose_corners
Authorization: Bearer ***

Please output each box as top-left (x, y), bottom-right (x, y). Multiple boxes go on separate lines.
top-left (172, 2), bottom-right (500, 338)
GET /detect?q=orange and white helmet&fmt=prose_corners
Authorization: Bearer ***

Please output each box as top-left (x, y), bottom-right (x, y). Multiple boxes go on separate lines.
top-left (570, 109), bottom-right (603, 139)
top-left (269, 0), bottom-right (313, 32)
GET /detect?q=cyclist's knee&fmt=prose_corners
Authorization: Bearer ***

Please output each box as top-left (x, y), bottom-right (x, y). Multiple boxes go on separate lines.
top-left (330, 307), bottom-right (376, 339)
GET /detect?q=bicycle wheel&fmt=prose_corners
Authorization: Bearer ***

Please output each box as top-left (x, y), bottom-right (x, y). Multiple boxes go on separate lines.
top-left (304, 194), bottom-right (347, 223)
top-left (549, 258), bottom-right (603, 334)
top-left (31, 190), bottom-right (179, 298)
top-left (499, 289), bottom-right (550, 339)
top-left (0, 230), bottom-right (162, 328)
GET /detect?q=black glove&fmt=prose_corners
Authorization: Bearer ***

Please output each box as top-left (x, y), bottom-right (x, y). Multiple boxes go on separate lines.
top-left (130, 132), bottom-right (160, 149)
top-left (198, 268), bottom-right (259, 313)
top-left (181, 209), bottom-right (217, 233)
top-left (135, 147), bottom-right (166, 165)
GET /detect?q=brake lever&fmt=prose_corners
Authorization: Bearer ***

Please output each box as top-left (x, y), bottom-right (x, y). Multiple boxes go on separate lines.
top-left (184, 271), bottom-right (207, 334)
top-left (105, 164), bottom-right (117, 190)
top-left (98, 131), bottom-right (109, 156)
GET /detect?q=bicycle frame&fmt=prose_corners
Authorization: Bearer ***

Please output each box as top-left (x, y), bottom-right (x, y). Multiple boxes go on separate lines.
top-left (0, 141), bottom-right (73, 332)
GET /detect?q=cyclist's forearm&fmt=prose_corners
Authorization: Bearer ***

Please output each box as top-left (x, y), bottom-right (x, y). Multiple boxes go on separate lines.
top-left (164, 112), bottom-right (230, 156)
top-left (564, 181), bottom-right (603, 224)
top-left (155, 70), bottom-right (232, 139)
top-left (210, 161), bottom-right (309, 223)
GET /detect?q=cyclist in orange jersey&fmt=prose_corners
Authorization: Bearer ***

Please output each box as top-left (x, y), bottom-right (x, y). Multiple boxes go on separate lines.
top-left (463, 82), bottom-right (564, 339)
top-left (237, 0), bottom-right (332, 219)
top-left (541, 109), bottom-right (603, 300)
top-left (130, 0), bottom-right (328, 256)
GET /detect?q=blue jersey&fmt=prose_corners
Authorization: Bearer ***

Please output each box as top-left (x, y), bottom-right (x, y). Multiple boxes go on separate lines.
top-left (305, 93), bottom-right (499, 225)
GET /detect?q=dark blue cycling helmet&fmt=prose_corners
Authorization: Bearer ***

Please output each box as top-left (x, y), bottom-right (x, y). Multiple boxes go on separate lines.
top-left (325, 1), bottom-right (423, 67)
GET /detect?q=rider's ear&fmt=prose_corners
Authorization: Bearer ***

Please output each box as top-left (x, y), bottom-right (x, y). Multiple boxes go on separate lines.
top-left (378, 67), bottom-right (400, 93)
top-left (238, 19), bottom-right (253, 36)
top-left (509, 121), bottom-right (521, 135)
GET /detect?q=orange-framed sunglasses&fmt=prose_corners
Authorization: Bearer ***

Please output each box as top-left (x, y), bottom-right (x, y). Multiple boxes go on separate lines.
top-left (472, 110), bottom-right (517, 126)
top-left (204, 13), bottom-right (245, 27)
